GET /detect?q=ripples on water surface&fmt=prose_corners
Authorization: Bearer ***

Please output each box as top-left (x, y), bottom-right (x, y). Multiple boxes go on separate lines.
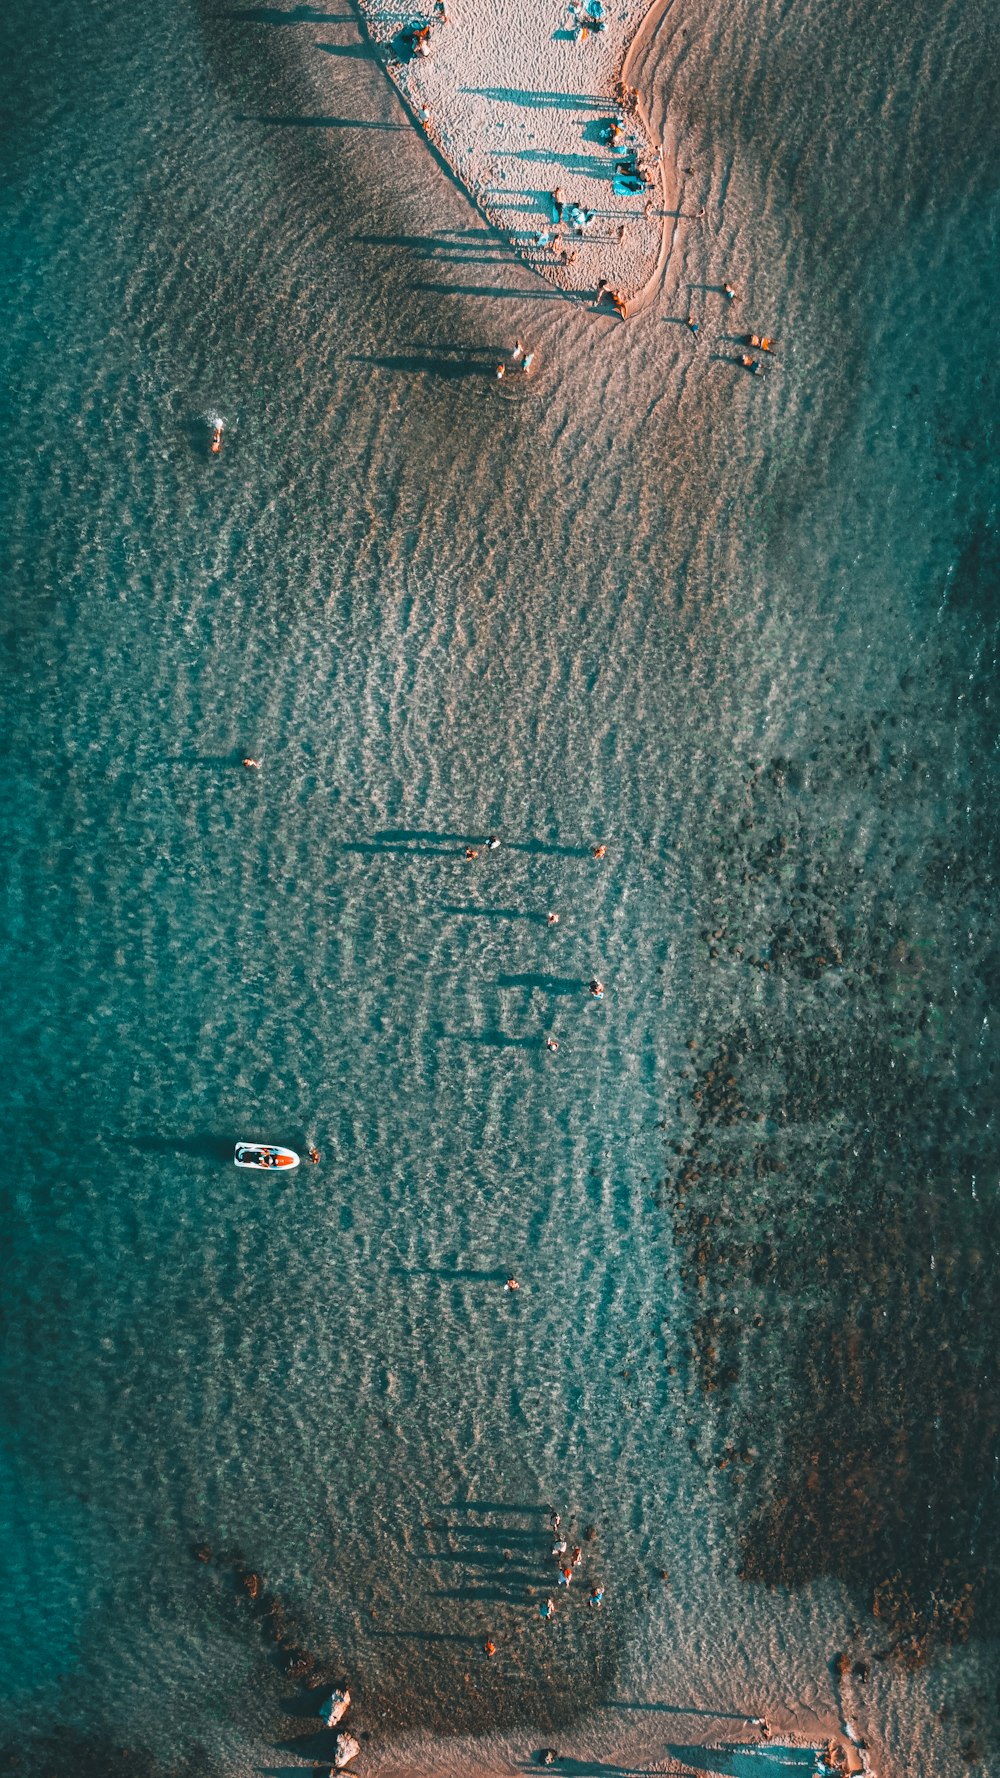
top-left (1, 0), bottom-right (998, 1773)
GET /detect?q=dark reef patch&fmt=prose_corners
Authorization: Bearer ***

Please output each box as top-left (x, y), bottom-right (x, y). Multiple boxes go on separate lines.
top-left (660, 645), bottom-right (1000, 1684)
top-left (0, 1734), bottom-right (211, 1778)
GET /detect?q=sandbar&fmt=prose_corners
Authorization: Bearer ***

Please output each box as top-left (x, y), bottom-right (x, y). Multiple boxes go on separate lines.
top-left (353, 0), bottom-right (672, 305)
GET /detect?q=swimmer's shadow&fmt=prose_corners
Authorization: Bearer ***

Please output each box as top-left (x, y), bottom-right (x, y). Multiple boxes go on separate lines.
top-left (342, 839), bottom-right (461, 856)
top-left (447, 1497), bottom-right (549, 1514)
top-left (347, 352), bottom-right (498, 380)
top-left (439, 905), bottom-right (551, 923)
top-left (227, 6), bottom-right (354, 20)
top-left (182, 415), bottom-right (227, 459)
top-left (504, 839), bottom-right (593, 856)
top-left (433, 1582), bottom-right (536, 1602)
top-left (447, 1524), bottom-right (540, 1545)
top-left (497, 973), bottom-right (583, 995)
top-left (153, 754), bottom-right (250, 768)
top-left (431, 1551), bottom-right (536, 1575)
top-left (390, 1264), bottom-right (512, 1281)
top-left (376, 827), bottom-right (484, 842)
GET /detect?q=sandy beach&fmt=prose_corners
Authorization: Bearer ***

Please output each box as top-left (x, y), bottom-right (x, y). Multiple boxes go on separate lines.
top-left (353, 0), bottom-right (674, 304)
top-left (313, 1705), bottom-right (874, 1778)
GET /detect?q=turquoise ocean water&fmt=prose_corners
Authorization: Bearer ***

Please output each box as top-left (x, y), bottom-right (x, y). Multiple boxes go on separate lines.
top-left (2, 0), bottom-right (998, 1774)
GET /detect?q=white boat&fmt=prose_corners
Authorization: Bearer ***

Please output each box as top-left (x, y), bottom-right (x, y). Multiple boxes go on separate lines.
top-left (234, 1142), bottom-right (300, 1171)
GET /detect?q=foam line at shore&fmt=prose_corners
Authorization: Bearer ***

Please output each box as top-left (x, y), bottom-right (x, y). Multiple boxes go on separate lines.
top-left (353, 0), bottom-right (675, 305)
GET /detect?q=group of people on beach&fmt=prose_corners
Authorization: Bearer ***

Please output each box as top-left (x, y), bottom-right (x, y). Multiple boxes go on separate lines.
top-left (566, 0), bottom-right (605, 40)
top-left (401, 1), bottom-right (448, 60)
top-left (595, 277), bottom-right (629, 319)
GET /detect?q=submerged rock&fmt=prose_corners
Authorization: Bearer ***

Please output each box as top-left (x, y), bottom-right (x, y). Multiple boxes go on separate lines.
top-left (319, 1688), bottom-right (351, 1728)
top-left (333, 1731), bottom-right (361, 1768)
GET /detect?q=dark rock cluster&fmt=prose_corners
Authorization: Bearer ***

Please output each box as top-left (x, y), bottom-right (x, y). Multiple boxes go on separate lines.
top-left (658, 665), bottom-right (1000, 1685)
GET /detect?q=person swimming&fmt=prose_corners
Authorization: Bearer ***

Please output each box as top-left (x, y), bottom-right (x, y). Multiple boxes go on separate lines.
top-left (211, 421), bottom-right (224, 455)
top-left (589, 979), bottom-right (605, 998)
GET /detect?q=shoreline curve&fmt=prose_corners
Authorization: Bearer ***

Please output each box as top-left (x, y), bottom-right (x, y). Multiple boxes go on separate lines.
top-left (351, 0), bottom-right (678, 308)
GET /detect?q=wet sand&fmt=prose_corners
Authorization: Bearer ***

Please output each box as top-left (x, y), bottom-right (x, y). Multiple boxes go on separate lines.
top-left (281, 1703), bottom-right (872, 1778)
top-left (353, 0), bottom-right (675, 304)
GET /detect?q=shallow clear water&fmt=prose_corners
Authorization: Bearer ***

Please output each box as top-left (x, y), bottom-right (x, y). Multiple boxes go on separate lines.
top-left (2, 0), bottom-right (998, 1774)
